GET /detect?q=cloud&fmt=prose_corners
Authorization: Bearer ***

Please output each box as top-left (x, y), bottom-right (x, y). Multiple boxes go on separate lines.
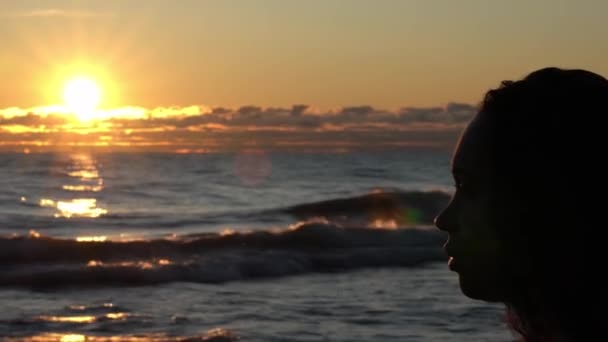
top-left (446, 102), bottom-right (476, 113)
top-left (237, 106), bottom-right (263, 116)
top-left (339, 106), bottom-right (375, 116)
top-left (0, 103), bottom-right (475, 152)
top-left (211, 107), bottom-right (232, 115)
top-left (399, 102), bottom-right (476, 124)
top-left (0, 113), bottom-right (68, 126)
top-left (7, 9), bottom-right (111, 18)
top-left (291, 105), bottom-right (309, 116)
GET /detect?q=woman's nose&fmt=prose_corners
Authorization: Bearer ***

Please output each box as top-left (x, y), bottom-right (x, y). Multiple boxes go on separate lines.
top-left (434, 202), bottom-right (455, 233)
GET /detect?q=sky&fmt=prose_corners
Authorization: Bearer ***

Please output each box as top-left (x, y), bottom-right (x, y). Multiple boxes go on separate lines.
top-left (0, 0), bottom-right (607, 151)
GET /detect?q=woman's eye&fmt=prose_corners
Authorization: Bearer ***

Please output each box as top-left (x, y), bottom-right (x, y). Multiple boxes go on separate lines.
top-left (454, 179), bottom-right (464, 190)
top-left (454, 178), bottom-right (473, 195)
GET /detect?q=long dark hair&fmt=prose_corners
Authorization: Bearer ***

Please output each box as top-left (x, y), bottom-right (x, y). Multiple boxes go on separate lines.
top-left (479, 67), bottom-right (608, 341)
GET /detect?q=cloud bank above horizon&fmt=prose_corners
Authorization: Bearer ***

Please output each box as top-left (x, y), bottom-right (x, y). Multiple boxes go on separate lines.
top-left (0, 103), bottom-right (476, 152)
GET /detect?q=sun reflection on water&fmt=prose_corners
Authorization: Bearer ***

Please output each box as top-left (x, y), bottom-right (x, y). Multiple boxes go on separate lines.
top-left (68, 169), bottom-right (100, 179)
top-left (87, 259), bottom-right (173, 269)
top-left (36, 154), bottom-right (108, 218)
top-left (34, 312), bottom-right (131, 326)
top-left (60, 335), bottom-right (86, 342)
top-left (370, 218), bottom-right (399, 229)
top-left (6, 330), bottom-right (238, 342)
top-left (55, 199), bottom-right (108, 218)
top-left (36, 315), bottom-right (96, 323)
top-left (105, 312), bottom-right (130, 320)
top-left (40, 198), bottom-right (56, 207)
top-left (62, 183), bottom-right (103, 192)
top-left (77, 235), bottom-right (108, 242)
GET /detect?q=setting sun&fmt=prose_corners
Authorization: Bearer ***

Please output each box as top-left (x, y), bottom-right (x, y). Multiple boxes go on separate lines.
top-left (63, 77), bottom-right (102, 121)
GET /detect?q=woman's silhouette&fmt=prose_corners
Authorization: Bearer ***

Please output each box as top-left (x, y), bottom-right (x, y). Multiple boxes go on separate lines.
top-left (435, 67), bottom-right (608, 342)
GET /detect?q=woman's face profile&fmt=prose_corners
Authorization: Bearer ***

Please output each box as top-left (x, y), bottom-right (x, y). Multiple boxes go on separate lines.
top-left (435, 111), bottom-right (530, 302)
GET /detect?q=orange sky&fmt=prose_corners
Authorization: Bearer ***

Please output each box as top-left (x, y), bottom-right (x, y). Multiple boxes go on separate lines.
top-left (1, 0), bottom-right (607, 109)
top-left (0, 1), bottom-right (606, 151)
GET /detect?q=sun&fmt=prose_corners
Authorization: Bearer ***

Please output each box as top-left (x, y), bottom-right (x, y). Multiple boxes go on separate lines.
top-left (63, 77), bottom-right (102, 121)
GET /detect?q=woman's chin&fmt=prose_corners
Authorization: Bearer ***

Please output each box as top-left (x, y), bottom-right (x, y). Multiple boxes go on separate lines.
top-left (458, 273), bottom-right (505, 302)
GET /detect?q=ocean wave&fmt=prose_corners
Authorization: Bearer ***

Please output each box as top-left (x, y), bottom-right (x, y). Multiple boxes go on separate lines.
top-left (283, 190), bottom-right (450, 226)
top-left (0, 223), bottom-right (446, 288)
top-left (0, 190), bottom-right (450, 232)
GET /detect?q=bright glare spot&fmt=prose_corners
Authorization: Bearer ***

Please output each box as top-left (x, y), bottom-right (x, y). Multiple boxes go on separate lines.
top-left (56, 199), bottom-right (107, 218)
top-left (87, 260), bottom-right (103, 267)
top-left (60, 334), bottom-right (86, 342)
top-left (68, 170), bottom-right (99, 179)
top-left (77, 235), bottom-right (108, 242)
top-left (139, 261), bottom-right (155, 269)
top-left (38, 315), bottom-right (96, 323)
top-left (105, 312), bottom-right (129, 320)
top-left (40, 198), bottom-right (56, 207)
top-left (220, 228), bottom-right (236, 236)
top-left (87, 259), bottom-right (169, 269)
top-left (370, 219), bottom-right (398, 230)
top-left (63, 184), bottom-right (103, 192)
top-left (63, 77), bottom-right (102, 121)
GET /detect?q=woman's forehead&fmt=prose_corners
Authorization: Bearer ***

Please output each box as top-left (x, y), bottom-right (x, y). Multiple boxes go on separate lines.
top-left (451, 113), bottom-right (493, 173)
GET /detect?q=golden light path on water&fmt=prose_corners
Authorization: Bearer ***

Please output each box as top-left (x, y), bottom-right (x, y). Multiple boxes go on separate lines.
top-left (35, 154), bottom-right (108, 219)
top-left (86, 259), bottom-right (172, 269)
top-left (6, 328), bottom-right (237, 341)
top-left (34, 312), bottom-right (131, 324)
top-left (76, 236), bottom-right (107, 242)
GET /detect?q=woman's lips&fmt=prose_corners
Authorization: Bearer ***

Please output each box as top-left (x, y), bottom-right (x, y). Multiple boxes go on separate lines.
top-left (448, 256), bottom-right (457, 271)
